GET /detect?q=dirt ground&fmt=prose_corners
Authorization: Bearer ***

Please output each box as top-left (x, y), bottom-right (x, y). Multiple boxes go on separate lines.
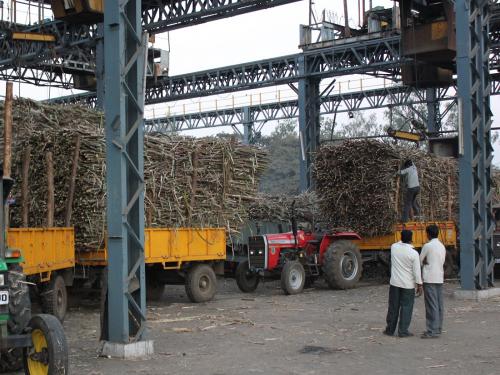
top-left (34, 277), bottom-right (500, 375)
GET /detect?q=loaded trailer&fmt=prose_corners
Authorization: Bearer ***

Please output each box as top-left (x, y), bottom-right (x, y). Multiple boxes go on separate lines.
top-left (12, 227), bottom-right (226, 321)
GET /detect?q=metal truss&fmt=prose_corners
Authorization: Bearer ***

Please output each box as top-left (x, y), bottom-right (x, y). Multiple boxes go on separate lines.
top-left (0, 0), bottom-right (300, 85)
top-left (457, 0), bottom-right (495, 290)
top-left (142, 0), bottom-right (301, 34)
top-left (145, 35), bottom-right (403, 103)
top-left (143, 84), bottom-right (462, 133)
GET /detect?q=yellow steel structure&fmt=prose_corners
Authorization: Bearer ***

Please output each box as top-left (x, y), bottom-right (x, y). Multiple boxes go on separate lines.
top-left (7, 228), bottom-right (75, 279)
top-left (354, 221), bottom-right (457, 251)
top-left (12, 32), bottom-right (56, 42)
top-left (77, 228), bottom-right (226, 267)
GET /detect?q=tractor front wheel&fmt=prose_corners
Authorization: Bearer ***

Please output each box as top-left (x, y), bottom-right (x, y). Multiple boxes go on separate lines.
top-left (185, 264), bottom-right (217, 303)
top-left (280, 260), bottom-right (305, 295)
top-left (235, 261), bottom-right (260, 293)
top-left (23, 314), bottom-right (69, 375)
top-left (323, 240), bottom-right (362, 290)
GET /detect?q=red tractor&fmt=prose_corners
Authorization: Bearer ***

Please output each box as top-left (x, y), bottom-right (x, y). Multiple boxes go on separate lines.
top-left (235, 208), bottom-right (363, 295)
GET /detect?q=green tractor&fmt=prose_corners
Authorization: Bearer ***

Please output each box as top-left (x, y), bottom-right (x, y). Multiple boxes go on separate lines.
top-left (0, 174), bottom-right (69, 374)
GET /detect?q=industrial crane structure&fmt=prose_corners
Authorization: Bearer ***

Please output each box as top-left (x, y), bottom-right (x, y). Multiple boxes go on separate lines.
top-left (0, 0), bottom-right (496, 355)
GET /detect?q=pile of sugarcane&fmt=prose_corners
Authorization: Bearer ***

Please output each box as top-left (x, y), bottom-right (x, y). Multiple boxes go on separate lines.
top-left (314, 140), bottom-right (458, 237)
top-left (1, 99), bottom-right (268, 250)
top-left (248, 192), bottom-right (320, 223)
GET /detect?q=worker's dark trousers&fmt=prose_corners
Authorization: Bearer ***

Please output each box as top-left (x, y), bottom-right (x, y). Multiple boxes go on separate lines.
top-left (402, 186), bottom-right (420, 222)
top-left (424, 283), bottom-right (444, 336)
top-left (385, 285), bottom-right (415, 336)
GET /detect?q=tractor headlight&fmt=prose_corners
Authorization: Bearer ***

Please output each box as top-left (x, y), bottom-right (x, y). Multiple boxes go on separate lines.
top-left (250, 251), bottom-right (255, 256)
top-left (0, 274), bottom-right (5, 286)
top-left (258, 250), bottom-right (263, 255)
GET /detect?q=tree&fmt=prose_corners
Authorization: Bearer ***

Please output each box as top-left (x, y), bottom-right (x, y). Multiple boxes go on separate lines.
top-left (258, 120), bottom-right (300, 194)
top-left (321, 112), bottom-right (386, 141)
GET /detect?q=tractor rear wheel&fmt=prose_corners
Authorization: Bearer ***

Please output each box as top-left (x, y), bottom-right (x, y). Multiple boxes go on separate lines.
top-left (280, 260), bottom-right (305, 295)
top-left (185, 264), bottom-right (217, 303)
top-left (235, 261), bottom-right (260, 293)
top-left (23, 314), bottom-right (69, 375)
top-left (41, 275), bottom-right (67, 322)
top-left (323, 240), bottom-right (362, 290)
top-left (0, 264), bottom-right (31, 373)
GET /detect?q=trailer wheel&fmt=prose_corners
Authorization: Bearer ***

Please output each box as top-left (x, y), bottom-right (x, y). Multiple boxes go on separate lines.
top-left (280, 260), bottom-right (305, 295)
top-left (235, 261), bottom-right (260, 293)
top-left (41, 275), bottom-right (67, 322)
top-left (23, 314), bottom-right (69, 375)
top-left (185, 264), bottom-right (217, 303)
top-left (0, 264), bottom-right (31, 373)
top-left (323, 240), bottom-right (362, 290)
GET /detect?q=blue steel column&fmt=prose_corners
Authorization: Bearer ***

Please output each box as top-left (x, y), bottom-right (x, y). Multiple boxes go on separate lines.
top-left (242, 107), bottom-right (253, 145)
top-left (104, 0), bottom-right (148, 342)
top-left (456, 0), bottom-right (495, 290)
top-left (298, 55), bottom-right (320, 192)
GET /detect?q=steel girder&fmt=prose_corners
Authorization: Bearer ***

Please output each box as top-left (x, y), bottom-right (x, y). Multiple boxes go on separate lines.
top-left (457, 0), bottom-right (495, 290)
top-left (143, 84), bottom-right (460, 133)
top-left (145, 35), bottom-right (403, 103)
top-left (103, 0), bottom-right (147, 342)
top-left (142, 0), bottom-right (301, 34)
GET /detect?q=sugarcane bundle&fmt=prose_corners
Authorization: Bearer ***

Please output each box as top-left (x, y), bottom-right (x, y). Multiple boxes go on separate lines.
top-left (248, 192), bottom-right (320, 224)
top-left (314, 140), bottom-right (458, 237)
top-left (1, 99), bottom-right (268, 250)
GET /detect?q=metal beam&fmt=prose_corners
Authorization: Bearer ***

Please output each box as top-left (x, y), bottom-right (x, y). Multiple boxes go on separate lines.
top-left (457, 0), bottom-right (495, 290)
top-left (103, 0), bottom-right (147, 343)
top-left (145, 35), bottom-right (402, 103)
top-left (142, 0), bottom-right (301, 34)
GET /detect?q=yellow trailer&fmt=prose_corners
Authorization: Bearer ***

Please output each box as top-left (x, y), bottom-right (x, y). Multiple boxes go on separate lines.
top-left (353, 221), bottom-right (458, 276)
top-left (76, 228), bottom-right (226, 303)
top-left (7, 228), bottom-right (75, 322)
top-left (355, 221), bottom-right (457, 251)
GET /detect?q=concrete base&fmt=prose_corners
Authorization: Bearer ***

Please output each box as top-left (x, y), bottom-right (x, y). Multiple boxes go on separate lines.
top-left (100, 340), bottom-right (154, 359)
top-left (453, 287), bottom-right (500, 301)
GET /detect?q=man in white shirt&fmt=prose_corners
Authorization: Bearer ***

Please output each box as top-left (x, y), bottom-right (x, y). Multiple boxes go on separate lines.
top-left (398, 159), bottom-right (420, 222)
top-left (384, 230), bottom-right (423, 337)
top-left (420, 224), bottom-right (446, 339)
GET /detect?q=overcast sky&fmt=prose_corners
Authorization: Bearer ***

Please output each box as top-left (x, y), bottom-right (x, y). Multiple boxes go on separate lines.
top-left (1, 0), bottom-right (499, 164)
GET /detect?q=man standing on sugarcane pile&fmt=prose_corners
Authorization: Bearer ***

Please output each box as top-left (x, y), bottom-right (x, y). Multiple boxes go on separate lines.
top-left (398, 159), bottom-right (420, 222)
top-left (420, 224), bottom-right (446, 339)
top-left (384, 230), bottom-right (423, 338)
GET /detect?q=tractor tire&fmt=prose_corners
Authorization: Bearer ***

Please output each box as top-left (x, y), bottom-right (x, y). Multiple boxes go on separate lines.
top-left (323, 240), bottom-right (362, 290)
top-left (23, 314), bottom-right (69, 375)
top-left (185, 264), bottom-right (217, 303)
top-left (235, 261), bottom-right (260, 293)
top-left (280, 260), bottom-right (305, 295)
top-left (0, 264), bottom-right (31, 373)
top-left (41, 274), bottom-right (67, 322)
